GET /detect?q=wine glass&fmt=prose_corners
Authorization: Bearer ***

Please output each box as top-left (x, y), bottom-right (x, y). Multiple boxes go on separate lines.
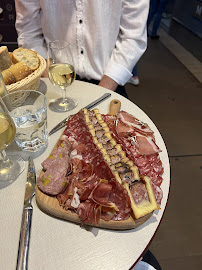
top-left (0, 97), bottom-right (25, 182)
top-left (47, 40), bottom-right (78, 112)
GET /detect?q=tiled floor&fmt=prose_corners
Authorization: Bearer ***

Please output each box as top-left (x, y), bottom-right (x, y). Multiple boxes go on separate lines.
top-left (125, 29), bottom-right (202, 270)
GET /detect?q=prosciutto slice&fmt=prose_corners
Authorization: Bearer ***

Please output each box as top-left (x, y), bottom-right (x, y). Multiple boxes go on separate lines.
top-left (77, 179), bottom-right (131, 224)
top-left (77, 201), bottom-right (101, 225)
top-left (116, 121), bottom-right (134, 134)
top-left (119, 111), bottom-right (153, 136)
top-left (90, 182), bottom-right (114, 207)
top-left (133, 132), bottom-right (160, 155)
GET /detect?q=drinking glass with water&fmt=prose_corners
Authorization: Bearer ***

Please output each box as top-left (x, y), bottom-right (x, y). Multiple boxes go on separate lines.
top-left (2, 90), bottom-right (48, 152)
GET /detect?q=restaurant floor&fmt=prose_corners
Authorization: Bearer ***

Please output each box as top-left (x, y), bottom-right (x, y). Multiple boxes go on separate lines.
top-left (125, 29), bottom-right (202, 270)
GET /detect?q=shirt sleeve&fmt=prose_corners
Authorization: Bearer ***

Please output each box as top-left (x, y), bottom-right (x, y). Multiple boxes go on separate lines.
top-left (104, 0), bottom-right (149, 86)
top-left (15, 0), bottom-right (47, 58)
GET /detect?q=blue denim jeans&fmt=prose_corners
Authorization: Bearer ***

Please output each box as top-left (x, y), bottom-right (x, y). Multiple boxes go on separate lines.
top-left (147, 0), bottom-right (169, 36)
top-left (132, 65), bottom-right (138, 77)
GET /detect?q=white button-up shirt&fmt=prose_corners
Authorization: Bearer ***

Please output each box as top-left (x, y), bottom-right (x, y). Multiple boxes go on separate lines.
top-left (15, 0), bottom-right (149, 86)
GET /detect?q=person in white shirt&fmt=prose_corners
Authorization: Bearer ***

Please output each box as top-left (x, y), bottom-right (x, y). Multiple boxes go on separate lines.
top-left (15, 0), bottom-right (149, 97)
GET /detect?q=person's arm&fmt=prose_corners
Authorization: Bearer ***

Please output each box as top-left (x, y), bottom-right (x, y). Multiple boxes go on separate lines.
top-left (98, 75), bottom-right (118, 91)
top-left (103, 0), bottom-right (149, 87)
top-left (15, 0), bottom-right (47, 58)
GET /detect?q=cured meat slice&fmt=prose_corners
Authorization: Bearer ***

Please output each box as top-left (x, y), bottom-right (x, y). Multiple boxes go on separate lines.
top-left (77, 179), bottom-right (131, 224)
top-left (90, 181), bottom-right (114, 207)
top-left (57, 176), bottom-right (75, 205)
top-left (116, 121), bottom-right (134, 134)
top-left (37, 135), bottom-right (72, 195)
top-left (77, 201), bottom-right (101, 225)
top-left (151, 182), bottom-right (163, 205)
top-left (133, 133), bottom-right (160, 155)
top-left (119, 111), bottom-right (153, 136)
top-left (41, 135), bottom-right (71, 170)
top-left (108, 180), bottom-right (131, 221)
top-left (37, 168), bottom-right (68, 196)
top-left (130, 181), bottom-right (149, 205)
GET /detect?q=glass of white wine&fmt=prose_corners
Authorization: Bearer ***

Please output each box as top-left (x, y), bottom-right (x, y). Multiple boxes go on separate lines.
top-left (48, 40), bottom-right (78, 112)
top-left (0, 97), bottom-right (25, 182)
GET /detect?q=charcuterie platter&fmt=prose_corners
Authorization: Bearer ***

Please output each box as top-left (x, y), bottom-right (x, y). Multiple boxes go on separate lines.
top-left (36, 100), bottom-right (165, 230)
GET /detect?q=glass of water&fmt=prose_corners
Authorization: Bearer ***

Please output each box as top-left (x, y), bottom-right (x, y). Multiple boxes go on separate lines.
top-left (2, 90), bottom-right (48, 152)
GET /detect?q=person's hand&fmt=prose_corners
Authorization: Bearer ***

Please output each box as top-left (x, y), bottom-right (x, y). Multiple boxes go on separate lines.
top-left (99, 75), bottom-right (118, 91)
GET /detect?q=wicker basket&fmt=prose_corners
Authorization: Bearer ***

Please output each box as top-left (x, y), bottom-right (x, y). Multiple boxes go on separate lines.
top-left (6, 55), bottom-right (47, 106)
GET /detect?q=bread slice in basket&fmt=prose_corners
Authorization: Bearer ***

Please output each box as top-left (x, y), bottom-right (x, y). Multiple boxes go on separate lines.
top-left (12, 47), bottom-right (40, 71)
top-left (0, 46), bottom-right (12, 72)
top-left (2, 69), bottom-right (16, 85)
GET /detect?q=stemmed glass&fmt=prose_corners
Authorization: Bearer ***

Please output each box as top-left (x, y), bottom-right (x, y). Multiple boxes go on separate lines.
top-left (0, 97), bottom-right (25, 182)
top-left (47, 40), bottom-right (78, 112)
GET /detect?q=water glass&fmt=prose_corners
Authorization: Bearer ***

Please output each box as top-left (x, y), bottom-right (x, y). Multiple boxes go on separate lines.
top-left (2, 90), bottom-right (48, 152)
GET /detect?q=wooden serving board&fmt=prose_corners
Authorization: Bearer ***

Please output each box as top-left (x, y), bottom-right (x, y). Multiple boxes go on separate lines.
top-left (35, 100), bottom-right (153, 230)
top-left (35, 186), bottom-right (152, 230)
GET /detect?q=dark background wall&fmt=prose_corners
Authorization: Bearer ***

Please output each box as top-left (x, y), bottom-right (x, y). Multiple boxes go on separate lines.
top-left (171, 0), bottom-right (202, 38)
top-left (169, 0), bottom-right (202, 62)
top-left (0, 0), bottom-right (18, 51)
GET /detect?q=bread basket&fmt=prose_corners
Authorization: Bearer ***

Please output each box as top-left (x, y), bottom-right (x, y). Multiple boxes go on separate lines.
top-left (6, 55), bottom-right (46, 106)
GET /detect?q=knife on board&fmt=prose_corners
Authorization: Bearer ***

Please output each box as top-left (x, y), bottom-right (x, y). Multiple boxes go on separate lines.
top-left (49, 92), bottom-right (111, 136)
top-left (16, 157), bottom-right (36, 270)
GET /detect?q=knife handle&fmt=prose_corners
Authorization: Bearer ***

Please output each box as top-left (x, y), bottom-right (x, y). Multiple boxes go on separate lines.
top-left (108, 99), bottom-right (121, 115)
top-left (16, 207), bottom-right (33, 270)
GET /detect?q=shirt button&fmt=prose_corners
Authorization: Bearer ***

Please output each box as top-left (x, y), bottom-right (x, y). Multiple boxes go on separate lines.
top-left (80, 50), bottom-right (84, 54)
top-left (79, 19), bottom-right (83, 24)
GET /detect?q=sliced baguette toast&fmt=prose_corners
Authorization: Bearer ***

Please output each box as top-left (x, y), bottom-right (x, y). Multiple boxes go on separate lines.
top-left (12, 47), bottom-right (40, 71)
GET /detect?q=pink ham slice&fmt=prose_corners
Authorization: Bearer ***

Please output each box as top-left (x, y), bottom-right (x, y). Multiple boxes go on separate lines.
top-left (104, 112), bottom-right (160, 156)
top-left (134, 132), bottom-right (161, 155)
top-left (119, 111), bottom-right (153, 136)
top-left (116, 121), bottom-right (134, 134)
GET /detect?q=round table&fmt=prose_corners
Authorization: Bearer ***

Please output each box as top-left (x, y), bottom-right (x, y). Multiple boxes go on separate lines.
top-left (0, 79), bottom-right (170, 270)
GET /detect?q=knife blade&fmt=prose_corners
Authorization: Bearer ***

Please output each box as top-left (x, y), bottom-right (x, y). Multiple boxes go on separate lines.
top-left (16, 157), bottom-right (36, 270)
top-left (49, 92), bottom-right (111, 136)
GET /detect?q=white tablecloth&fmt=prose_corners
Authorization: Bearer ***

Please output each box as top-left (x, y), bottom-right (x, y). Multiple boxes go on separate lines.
top-left (0, 79), bottom-right (170, 270)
